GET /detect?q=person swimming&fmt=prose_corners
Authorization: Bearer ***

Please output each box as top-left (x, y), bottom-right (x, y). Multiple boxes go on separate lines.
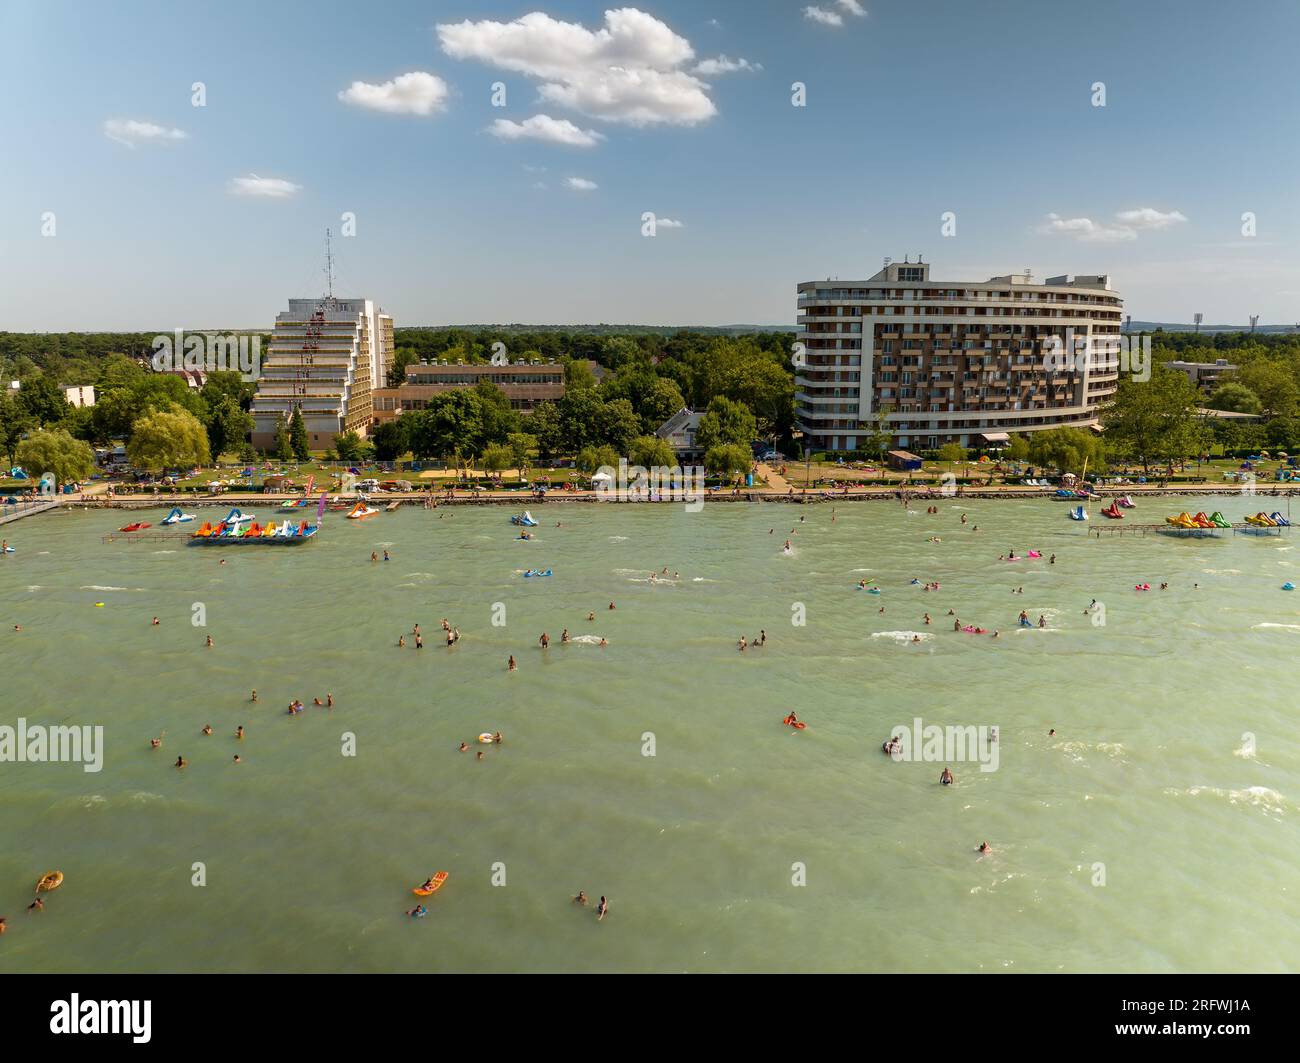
top-left (561, 629), bottom-right (570, 643)
top-left (175, 756), bottom-right (187, 768)
top-left (406, 904), bottom-right (428, 918)
top-left (940, 767), bottom-right (954, 785)
top-left (574, 890), bottom-right (588, 905)
top-left (201, 725), bottom-right (212, 736)
top-left (596, 895), bottom-right (608, 921)
top-left (459, 742), bottom-right (469, 752)
top-left (508, 655), bottom-right (516, 671)
top-left (235, 726), bottom-right (244, 739)
top-left (978, 842), bottom-right (992, 854)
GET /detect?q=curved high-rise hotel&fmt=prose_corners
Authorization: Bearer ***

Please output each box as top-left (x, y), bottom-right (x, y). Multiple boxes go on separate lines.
top-left (795, 259), bottom-right (1123, 453)
top-left (251, 297), bottom-right (394, 451)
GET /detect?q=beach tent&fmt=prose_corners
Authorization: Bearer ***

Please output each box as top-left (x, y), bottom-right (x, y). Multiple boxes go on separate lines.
top-left (590, 471), bottom-right (613, 485)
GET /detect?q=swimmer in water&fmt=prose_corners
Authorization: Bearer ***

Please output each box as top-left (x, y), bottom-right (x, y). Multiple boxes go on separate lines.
top-left (978, 842), bottom-right (991, 854)
top-left (371, 552), bottom-right (378, 562)
top-left (912, 635), bottom-right (921, 643)
top-left (476, 750), bottom-right (484, 760)
top-left (205, 635), bottom-right (213, 647)
top-left (327, 693), bottom-right (333, 707)
top-left (251, 690), bottom-right (258, 703)
top-left (508, 655), bottom-right (516, 671)
top-left (493, 732), bottom-right (503, 744)
top-left (759, 630), bottom-right (767, 645)
top-left (1049, 554), bottom-right (1056, 564)
top-left (459, 742), bottom-right (469, 752)
top-left (27, 897), bottom-right (43, 913)
top-left (415, 634), bottom-right (423, 649)
top-left (233, 755), bottom-right (241, 764)
top-left (924, 613), bottom-right (931, 625)
top-left (738, 636), bottom-right (747, 651)
top-left (235, 726), bottom-right (244, 740)
top-left (539, 632), bottom-right (549, 649)
top-left (175, 756), bottom-right (187, 768)
top-left (561, 629), bottom-right (570, 643)
top-left (150, 736), bottom-right (162, 749)
top-left (940, 767), bottom-right (954, 786)
top-left (201, 725), bottom-right (212, 736)
top-left (596, 896), bottom-right (608, 921)
top-left (608, 602), bottom-right (616, 610)
top-left (574, 890), bottom-right (588, 905)
top-left (313, 698), bottom-right (322, 706)
top-left (587, 612), bottom-right (596, 622)
top-left (398, 635), bottom-right (405, 648)
top-left (1038, 615), bottom-right (1046, 628)
top-left (1048, 728), bottom-right (1056, 736)
top-left (383, 550), bottom-right (390, 562)
top-left (152, 616), bottom-right (159, 626)
top-left (598, 637), bottom-right (609, 647)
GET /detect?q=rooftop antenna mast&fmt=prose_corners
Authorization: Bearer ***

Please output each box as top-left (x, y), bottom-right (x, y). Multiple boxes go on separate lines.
top-left (324, 228), bottom-right (337, 306)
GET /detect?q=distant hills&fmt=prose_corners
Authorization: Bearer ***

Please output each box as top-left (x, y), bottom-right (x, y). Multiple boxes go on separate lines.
top-left (1126, 320), bottom-right (1300, 335)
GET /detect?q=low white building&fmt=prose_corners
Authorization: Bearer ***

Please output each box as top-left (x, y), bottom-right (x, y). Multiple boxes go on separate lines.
top-left (63, 384), bottom-right (96, 408)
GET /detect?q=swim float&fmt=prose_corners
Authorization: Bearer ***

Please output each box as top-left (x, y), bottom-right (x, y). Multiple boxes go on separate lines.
top-left (1284, 582), bottom-right (1296, 591)
top-left (477, 733), bottom-right (494, 743)
top-left (36, 870), bottom-right (63, 893)
top-left (413, 871), bottom-right (449, 896)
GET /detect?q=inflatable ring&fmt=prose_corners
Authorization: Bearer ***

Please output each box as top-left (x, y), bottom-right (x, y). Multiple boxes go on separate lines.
top-left (36, 870), bottom-right (63, 893)
top-left (1284, 582), bottom-right (1296, 591)
top-left (477, 733), bottom-right (494, 744)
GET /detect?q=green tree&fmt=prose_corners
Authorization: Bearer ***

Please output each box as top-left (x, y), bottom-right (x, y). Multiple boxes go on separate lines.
top-left (695, 395), bottom-right (757, 453)
top-left (1004, 433), bottom-right (1031, 463)
top-left (14, 428), bottom-right (95, 487)
top-left (1235, 360), bottom-right (1298, 418)
top-left (15, 375), bottom-right (70, 427)
top-left (860, 403), bottom-right (894, 462)
top-left (594, 398), bottom-right (641, 452)
top-left (407, 390), bottom-right (485, 463)
top-left (527, 402), bottom-right (565, 461)
top-left (563, 357), bottom-right (600, 392)
top-left (370, 419), bottom-right (408, 462)
top-left (273, 414), bottom-right (292, 461)
top-left (386, 348), bottom-right (420, 388)
top-left (0, 389), bottom-right (33, 468)
top-left (288, 407), bottom-right (310, 460)
top-left (629, 434), bottom-right (676, 468)
top-left (575, 444), bottom-right (620, 475)
top-left (95, 353), bottom-right (146, 392)
top-left (1101, 367), bottom-right (1201, 475)
top-left (937, 442), bottom-right (967, 463)
top-left (1028, 426), bottom-right (1105, 475)
top-left (1206, 382), bottom-right (1262, 414)
top-left (334, 431), bottom-right (370, 462)
top-left (507, 432), bottom-right (536, 479)
top-left (206, 396), bottom-right (253, 459)
top-left (482, 443), bottom-right (513, 474)
top-left (127, 407), bottom-right (211, 472)
top-left (704, 443), bottom-right (752, 481)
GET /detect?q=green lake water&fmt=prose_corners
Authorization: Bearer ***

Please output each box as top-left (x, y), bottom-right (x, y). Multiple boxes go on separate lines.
top-left (1, 496), bottom-right (1297, 972)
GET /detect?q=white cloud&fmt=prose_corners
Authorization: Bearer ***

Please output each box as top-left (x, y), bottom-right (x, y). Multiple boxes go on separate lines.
top-left (657, 217), bottom-right (685, 229)
top-left (565, 176), bottom-right (598, 191)
top-left (103, 118), bottom-right (187, 147)
top-left (522, 164), bottom-right (548, 173)
top-left (1115, 207), bottom-right (1188, 231)
top-left (806, 2), bottom-right (865, 27)
top-left (804, 6), bottom-right (844, 27)
top-left (338, 72), bottom-right (450, 115)
top-left (1041, 208), bottom-right (1187, 243)
top-left (488, 114), bottom-right (604, 147)
top-left (692, 54), bottom-right (762, 76)
top-left (228, 174), bottom-right (302, 199)
top-left (438, 9), bottom-right (716, 127)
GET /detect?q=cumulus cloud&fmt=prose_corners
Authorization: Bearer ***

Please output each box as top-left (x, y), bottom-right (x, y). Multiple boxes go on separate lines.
top-left (804, 6), bottom-right (844, 26)
top-left (805, 1), bottom-right (866, 27)
top-left (657, 217), bottom-right (685, 229)
top-left (103, 118), bottom-right (187, 147)
top-left (489, 113), bottom-right (604, 147)
top-left (565, 176), bottom-right (598, 190)
top-left (1041, 208), bottom-right (1187, 243)
top-left (1115, 207), bottom-right (1189, 231)
top-left (228, 174), bottom-right (302, 198)
top-left (692, 54), bottom-right (761, 76)
top-left (338, 72), bottom-right (450, 115)
top-left (438, 9), bottom-right (716, 127)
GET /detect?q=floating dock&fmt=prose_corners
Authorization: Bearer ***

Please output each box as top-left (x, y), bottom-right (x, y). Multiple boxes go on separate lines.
top-left (1090, 523), bottom-right (1288, 538)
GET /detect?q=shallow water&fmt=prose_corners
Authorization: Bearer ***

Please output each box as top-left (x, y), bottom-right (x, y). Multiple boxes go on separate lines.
top-left (1, 496), bottom-right (1298, 972)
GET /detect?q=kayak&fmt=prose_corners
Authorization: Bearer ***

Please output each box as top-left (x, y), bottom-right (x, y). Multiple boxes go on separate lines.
top-left (412, 871), bottom-right (449, 897)
top-left (120, 522), bottom-right (151, 532)
top-left (36, 870), bottom-right (63, 893)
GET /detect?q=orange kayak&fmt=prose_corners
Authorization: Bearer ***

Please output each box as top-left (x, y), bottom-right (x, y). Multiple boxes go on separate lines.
top-left (412, 871), bottom-right (449, 896)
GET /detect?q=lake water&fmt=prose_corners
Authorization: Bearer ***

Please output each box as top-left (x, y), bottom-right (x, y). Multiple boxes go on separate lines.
top-left (1, 495), bottom-right (1297, 972)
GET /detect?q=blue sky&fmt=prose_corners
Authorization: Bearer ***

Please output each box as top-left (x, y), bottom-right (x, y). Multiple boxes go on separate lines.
top-left (3, 0), bottom-right (1299, 329)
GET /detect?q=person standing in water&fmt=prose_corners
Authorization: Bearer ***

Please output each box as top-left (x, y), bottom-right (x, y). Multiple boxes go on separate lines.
top-left (596, 896), bottom-right (608, 921)
top-left (940, 767), bottom-right (954, 785)
top-left (508, 655), bottom-right (516, 671)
